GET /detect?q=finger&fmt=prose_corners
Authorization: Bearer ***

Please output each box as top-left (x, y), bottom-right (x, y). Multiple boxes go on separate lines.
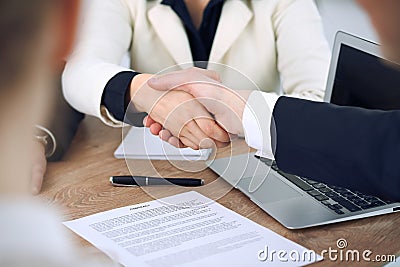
top-left (144, 115), bottom-right (163, 135)
top-left (31, 163), bottom-right (46, 195)
top-left (149, 123), bottom-right (163, 135)
top-left (229, 133), bottom-right (239, 140)
top-left (143, 115), bottom-right (157, 127)
top-left (194, 117), bottom-right (231, 143)
top-left (143, 115), bottom-right (149, 126)
top-left (159, 130), bottom-right (187, 149)
top-left (213, 140), bottom-right (231, 148)
top-left (167, 136), bottom-right (186, 148)
top-left (148, 68), bottom-right (220, 92)
top-left (158, 129), bottom-right (187, 148)
top-left (159, 129), bottom-right (173, 142)
top-left (143, 115), bottom-right (149, 127)
top-left (179, 136), bottom-right (200, 150)
top-left (179, 120), bottom-right (214, 149)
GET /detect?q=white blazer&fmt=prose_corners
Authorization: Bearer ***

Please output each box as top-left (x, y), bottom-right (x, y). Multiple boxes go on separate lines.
top-left (63, 0), bottom-right (330, 127)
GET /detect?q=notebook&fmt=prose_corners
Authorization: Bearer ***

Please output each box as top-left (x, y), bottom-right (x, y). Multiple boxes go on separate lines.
top-left (114, 127), bottom-right (211, 161)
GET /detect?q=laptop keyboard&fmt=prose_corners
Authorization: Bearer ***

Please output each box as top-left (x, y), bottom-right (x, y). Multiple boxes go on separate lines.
top-left (256, 156), bottom-right (393, 215)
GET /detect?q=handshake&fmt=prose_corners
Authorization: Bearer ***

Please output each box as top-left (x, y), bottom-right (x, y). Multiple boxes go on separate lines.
top-left (130, 67), bottom-right (253, 150)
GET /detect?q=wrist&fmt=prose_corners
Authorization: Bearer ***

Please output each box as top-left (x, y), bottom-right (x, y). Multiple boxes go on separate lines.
top-left (233, 90), bottom-right (252, 121)
top-left (34, 125), bottom-right (56, 158)
top-left (226, 90), bottom-right (252, 135)
top-left (128, 73), bottom-right (154, 113)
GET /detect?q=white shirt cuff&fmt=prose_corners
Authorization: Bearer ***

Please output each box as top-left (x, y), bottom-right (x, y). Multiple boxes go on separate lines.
top-left (242, 91), bottom-right (279, 159)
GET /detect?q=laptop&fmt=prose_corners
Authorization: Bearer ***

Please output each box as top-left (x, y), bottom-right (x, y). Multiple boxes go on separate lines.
top-left (207, 32), bottom-right (400, 229)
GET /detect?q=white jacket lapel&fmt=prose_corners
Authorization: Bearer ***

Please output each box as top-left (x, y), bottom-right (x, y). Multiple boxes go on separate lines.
top-left (209, 1), bottom-right (253, 63)
top-left (148, 4), bottom-right (193, 66)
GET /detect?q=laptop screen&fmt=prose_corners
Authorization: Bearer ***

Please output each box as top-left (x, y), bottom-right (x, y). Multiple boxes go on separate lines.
top-left (330, 44), bottom-right (400, 110)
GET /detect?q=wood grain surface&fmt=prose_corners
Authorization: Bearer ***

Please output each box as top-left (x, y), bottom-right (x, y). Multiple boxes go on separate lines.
top-left (39, 117), bottom-right (399, 267)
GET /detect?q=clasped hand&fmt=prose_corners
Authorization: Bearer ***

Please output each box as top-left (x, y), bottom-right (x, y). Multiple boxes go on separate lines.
top-left (134, 68), bottom-right (251, 150)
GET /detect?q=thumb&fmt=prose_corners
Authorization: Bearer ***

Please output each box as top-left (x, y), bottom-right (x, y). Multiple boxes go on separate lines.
top-left (147, 68), bottom-right (220, 92)
top-left (147, 75), bottom-right (192, 93)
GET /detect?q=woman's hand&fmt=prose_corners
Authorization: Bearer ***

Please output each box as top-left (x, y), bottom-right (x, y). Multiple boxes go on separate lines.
top-left (129, 73), bottom-right (230, 149)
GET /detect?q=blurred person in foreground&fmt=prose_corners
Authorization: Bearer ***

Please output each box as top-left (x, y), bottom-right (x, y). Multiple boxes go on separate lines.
top-left (146, 0), bottom-right (400, 201)
top-left (31, 69), bottom-right (84, 195)
top-left (0, 1), bottom-right (113, 266)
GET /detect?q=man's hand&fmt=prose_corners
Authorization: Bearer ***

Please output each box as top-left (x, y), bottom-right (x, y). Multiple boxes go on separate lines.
top-left (30, 141), bottom-right (47, 195)
top-left (129, 72), bottom-right (230, 149)
top-left (144, 68), bottom-right (252, 148)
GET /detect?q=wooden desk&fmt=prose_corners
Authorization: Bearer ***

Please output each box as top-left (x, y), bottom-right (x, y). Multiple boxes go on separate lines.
top-left (40, 117), bottom-right (399, 267)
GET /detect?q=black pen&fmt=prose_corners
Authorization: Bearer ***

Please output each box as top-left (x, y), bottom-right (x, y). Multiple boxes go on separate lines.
top-left (109, 176), bottom-right (204, 187)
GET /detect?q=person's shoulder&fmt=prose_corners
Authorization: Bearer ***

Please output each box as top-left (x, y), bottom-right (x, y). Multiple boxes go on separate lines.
top-left (249, 0), bottom-right (279, 8)
top-left (122, 0), bottom-right (157, 8)
top-left (249, 0), bottom-right (292, 15)
top-left (250, 0), bottom-right (319, 21)
top-left (121, 0), bottom-right (161, 14)
top-left (251, 0), bottom-right (316, 11)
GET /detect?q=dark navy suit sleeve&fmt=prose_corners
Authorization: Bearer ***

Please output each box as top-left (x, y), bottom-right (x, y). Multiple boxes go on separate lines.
top-left (272, 96), bottom-right (400, 201)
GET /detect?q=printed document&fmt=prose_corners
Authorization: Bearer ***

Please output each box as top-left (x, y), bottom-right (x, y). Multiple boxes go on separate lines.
top-left (64, 191), bottom-right (321, 266)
